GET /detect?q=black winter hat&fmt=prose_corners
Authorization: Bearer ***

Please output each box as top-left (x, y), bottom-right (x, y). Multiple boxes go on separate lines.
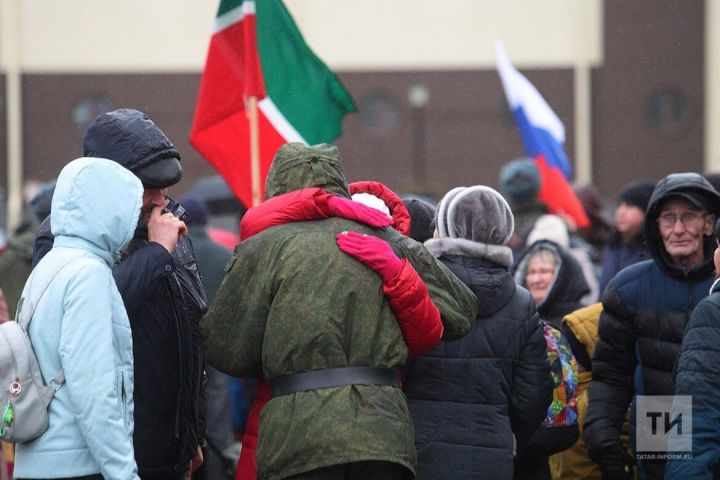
top-left (401, 195), bottom-right (436, 243)
top-left (29, 180), bottom-right (56, 222)
top-left (618, 180), bottom-right (656, 213)
top-left (649, 173), bottom-right (720, 217)
top-left (83, 108), bottom-right (182, 189)
top-left (178, 194), bottom-right (208, 226)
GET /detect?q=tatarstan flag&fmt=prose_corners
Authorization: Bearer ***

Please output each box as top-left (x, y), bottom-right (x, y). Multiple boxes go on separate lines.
top-left (190, 0), bottom-right (356, 207)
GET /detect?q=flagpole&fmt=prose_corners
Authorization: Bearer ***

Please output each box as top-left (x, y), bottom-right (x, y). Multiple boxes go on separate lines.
top-left (1, 0), bottom-right (23, 235)
top-left (248, 95), bottom-right (261, 206)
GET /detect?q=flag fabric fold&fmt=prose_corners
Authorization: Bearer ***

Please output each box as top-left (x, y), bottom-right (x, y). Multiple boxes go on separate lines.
top-left (494, 41), bottom-right (589, 229)
top-left (190, 0), bottom-right (356, 208)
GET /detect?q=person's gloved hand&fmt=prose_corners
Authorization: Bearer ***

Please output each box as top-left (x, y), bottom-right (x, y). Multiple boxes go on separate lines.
top-left (599, 443), bottom-right (634, 480)
top-left (327, 195), bottom-right (393, 229)
top-left (336, 231), bottom-right (403, 282)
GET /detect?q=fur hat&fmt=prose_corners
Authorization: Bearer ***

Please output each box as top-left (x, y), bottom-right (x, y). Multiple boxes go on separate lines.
top-left (427, 186), bottom-right (515, 267)
top-left (436, 186), bottom-right (515, 246)
top-left (499, 157), bottom-right (541, 205)
top-left (351, 192), bottom-right (390, 216)
top-left (349, 181), bottom-right (411, 236)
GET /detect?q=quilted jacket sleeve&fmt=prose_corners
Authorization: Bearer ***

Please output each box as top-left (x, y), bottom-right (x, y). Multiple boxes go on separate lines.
top-left (382, 259), bottom-right (443, 356)
top-left (584, 281), bottom-right (637, 462)
top-left (240, 188), bottom-right (329, 239)
top-left (394, 235), bottom-right (477, 342)
top-left (666, 296), bottom-right (720, 478)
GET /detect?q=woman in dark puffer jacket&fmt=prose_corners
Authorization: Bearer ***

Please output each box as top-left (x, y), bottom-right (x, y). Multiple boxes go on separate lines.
top-left (403, 185), bottom-right (553, 480)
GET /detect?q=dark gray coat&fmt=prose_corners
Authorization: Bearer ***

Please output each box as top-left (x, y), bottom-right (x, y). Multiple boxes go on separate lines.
top-left (404, 239), bottom-right (552, 480)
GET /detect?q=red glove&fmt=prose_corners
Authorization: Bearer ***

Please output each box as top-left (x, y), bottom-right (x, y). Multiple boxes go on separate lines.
top-left (327, 196), bottom-right (393, 229)
top-left (336, 231), bottom-right (402, 282)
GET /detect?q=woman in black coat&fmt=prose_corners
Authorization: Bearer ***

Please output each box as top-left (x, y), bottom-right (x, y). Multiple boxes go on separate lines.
top-left (403, 185), bottom-right (552, 480)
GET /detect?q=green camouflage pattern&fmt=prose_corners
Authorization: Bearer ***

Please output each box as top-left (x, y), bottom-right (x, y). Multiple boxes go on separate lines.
top-left (203, 143), bottom-right (477, 480)
top-left (0, 229), bottom-right (36, 319)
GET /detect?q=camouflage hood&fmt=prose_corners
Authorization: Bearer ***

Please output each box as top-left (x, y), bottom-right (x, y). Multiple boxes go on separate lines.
top-left (265, 143), bottom-right (351, 200)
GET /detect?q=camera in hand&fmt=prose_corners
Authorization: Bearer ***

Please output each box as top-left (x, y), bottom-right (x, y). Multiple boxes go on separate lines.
top-left (163, 196), bottom-right (191, 224)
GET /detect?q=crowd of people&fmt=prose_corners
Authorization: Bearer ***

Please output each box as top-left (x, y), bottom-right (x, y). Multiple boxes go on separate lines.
top-left (1, 108), bottom-right (720, 480)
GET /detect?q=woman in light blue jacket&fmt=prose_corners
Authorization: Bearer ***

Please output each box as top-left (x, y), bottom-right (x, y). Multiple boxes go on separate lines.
top-left (14, 157), bottom-right (143, 480)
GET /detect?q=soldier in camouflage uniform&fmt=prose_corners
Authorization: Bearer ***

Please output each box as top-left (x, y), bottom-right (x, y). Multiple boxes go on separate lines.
top-left (202, 142), bottom-right (478, 480)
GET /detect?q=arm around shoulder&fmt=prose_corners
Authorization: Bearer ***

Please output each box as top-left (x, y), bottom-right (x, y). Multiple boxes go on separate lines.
top-left (399, 239), bottom-right (477, 341)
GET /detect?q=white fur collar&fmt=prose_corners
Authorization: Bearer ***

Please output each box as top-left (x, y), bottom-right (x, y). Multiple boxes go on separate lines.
top-left (424, 237), bottom-right (514, 267)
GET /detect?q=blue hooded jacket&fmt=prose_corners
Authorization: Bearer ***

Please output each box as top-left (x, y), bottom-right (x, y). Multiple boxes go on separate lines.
top-left (14, 157), bottom-right (142, 479)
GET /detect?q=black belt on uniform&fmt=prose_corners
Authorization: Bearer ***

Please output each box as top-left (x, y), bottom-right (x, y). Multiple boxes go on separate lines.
top-left (270, 366), bottom-right (401, 398)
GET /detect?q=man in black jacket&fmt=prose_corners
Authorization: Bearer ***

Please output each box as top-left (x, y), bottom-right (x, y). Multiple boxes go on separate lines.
top-left (34, 109), bottom-right (208, 480)
top-left (177, 195), bottom-right (235, 480)
top-left (584, 172), bottom-right (720, 480)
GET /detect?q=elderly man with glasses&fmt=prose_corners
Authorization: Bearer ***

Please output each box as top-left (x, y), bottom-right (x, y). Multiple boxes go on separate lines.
top-left (584, 173), bottom-right (720, 480)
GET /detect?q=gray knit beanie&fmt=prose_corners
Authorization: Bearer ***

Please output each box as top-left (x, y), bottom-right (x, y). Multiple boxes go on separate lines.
top-left (438, 186), bottom-right (515, 245)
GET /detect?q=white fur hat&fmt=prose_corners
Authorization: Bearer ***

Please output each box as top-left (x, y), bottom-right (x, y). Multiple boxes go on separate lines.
top-left (351, 192), bottom-right (390, 216)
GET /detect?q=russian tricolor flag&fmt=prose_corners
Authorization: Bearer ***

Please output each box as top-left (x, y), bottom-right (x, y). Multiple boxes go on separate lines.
top-left (494, 41), bottom-right (589, 229)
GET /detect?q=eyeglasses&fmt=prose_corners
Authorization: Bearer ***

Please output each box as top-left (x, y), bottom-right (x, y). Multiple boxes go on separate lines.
top-left (526, 268), bottom-right (555, 278)
top-left (658, 212), bottom-right (706, 228)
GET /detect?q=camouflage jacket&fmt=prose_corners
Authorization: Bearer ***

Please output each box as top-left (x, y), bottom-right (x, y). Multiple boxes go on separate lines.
top-left (202, 143), bottom-right (477, 480)
top-left (0, 229), bottom-right (35, 318)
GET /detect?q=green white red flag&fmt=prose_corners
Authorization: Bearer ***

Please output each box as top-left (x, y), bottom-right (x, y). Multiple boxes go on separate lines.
top-left (190, 0), bottom-right (356, 207)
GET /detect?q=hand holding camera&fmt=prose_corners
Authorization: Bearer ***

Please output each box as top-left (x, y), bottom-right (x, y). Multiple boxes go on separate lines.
top-left (149, 197), bottom-right (189, 254)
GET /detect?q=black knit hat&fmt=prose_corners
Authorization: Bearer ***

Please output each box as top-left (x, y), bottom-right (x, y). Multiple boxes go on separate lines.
top-left (618, 180), bottom-right (657, 213)
top-left (402, 195), bottom-right (436, 243)
top-left (29, 180), bottom-right (56, 222)
top-left (178, 194), bottom-right (208, 226)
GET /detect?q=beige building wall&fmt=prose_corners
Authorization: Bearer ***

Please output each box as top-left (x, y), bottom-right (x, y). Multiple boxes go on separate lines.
top-left (0, 0), bottom-right (604, 230)
top-left (2, 0), bottom-right (602, 71)
top-left (706, 0), bottom-right (720, 172)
